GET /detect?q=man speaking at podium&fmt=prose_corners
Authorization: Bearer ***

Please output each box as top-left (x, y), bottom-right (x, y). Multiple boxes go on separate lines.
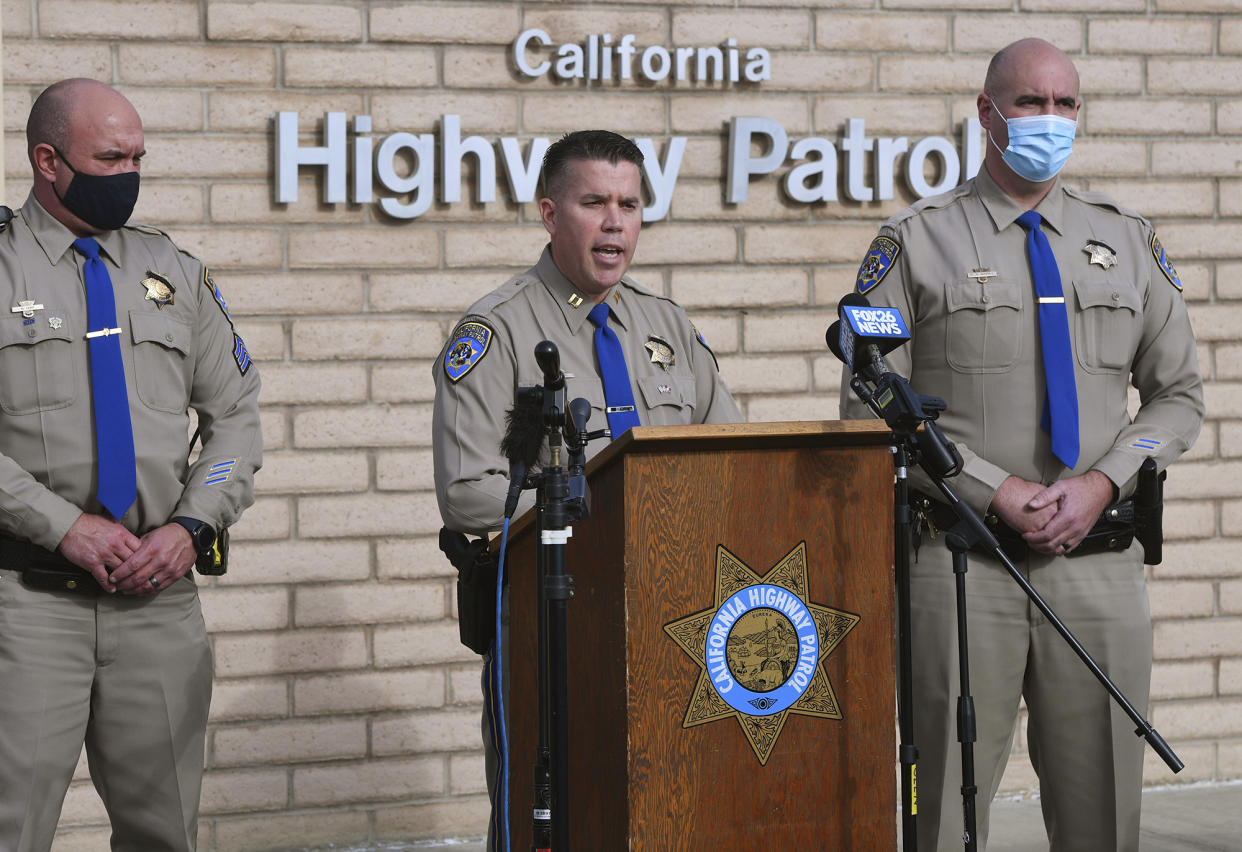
top-left (839, 40), bottom-right (1204, 851)
top-left (432, 130), bottom-right (740, 849)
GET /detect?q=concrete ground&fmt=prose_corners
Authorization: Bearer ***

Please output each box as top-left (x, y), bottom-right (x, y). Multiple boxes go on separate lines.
top-left (987, 781), bottom-right (1242, 852)
top-left (304, 780), bottom-right (1242, 851)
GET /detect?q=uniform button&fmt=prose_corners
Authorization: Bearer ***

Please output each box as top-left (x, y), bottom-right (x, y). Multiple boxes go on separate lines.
top-left (27, 329), bottom-right (36, 337)
top-left (1111, 292), bottom-right (1120, 302)
top-left (981, 295), bottom-right (990, 304)
top-left (165, 333), bottom-right (174, 342)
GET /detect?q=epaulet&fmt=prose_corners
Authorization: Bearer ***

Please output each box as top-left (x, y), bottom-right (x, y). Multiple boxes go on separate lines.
top-left (459, 268), bottom-right (539, 319)
top-left (1062, 185), bottom-right (1148, 225)
top-left (885, 181), bottom-right (974, 231)
top-left (614, 275), bottom-right (667, 303)
top-left (122, 221), bottom-right (172, 239)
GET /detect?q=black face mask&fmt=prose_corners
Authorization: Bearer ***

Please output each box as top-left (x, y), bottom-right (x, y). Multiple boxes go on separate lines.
top-left (52, 147), bottom-right (140, 231)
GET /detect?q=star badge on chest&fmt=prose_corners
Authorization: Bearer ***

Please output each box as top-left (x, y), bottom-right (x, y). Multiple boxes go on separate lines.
top-left (645, 335), bottom-right (675, 369)
top-left (1083, 240), bottom-right (1118, 270)
top-left (141, 271), bottom-right (176, 307)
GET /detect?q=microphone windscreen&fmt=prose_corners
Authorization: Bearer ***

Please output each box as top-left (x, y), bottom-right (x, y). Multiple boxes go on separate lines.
top-left (825, 321), bottom-right (847, 363)
top-left (500, 398), bottom-right (544, 468)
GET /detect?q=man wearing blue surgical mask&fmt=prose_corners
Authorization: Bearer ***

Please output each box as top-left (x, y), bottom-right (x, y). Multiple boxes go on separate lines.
top-left (841, 39), bottom-right (1203, 851)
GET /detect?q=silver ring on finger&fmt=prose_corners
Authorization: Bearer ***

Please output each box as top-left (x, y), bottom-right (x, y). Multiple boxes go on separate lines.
top-left (150, 575), bottom-right (160, 588)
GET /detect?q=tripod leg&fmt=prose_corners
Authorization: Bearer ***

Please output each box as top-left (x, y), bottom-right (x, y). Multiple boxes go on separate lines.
top-left (949, 537), bottom-right (978, 852)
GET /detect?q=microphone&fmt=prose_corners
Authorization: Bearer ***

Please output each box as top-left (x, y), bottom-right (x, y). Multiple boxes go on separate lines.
top-left (534, 340), bottom-right (564, 391)
top-left (499, 390), bottom-right (545, 519)
top-left (826, 293), bottom-right (911, 383)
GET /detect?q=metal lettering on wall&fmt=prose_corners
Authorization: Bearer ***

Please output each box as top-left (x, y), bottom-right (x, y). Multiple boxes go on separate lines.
top-left (274, 112), bottom-right (982, 222)
top-left (272, 29), bottom-right (981, 220)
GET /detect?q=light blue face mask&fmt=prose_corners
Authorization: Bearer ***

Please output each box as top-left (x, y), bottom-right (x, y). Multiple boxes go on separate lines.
top-left (988, 97), bottom-right (1077, 183)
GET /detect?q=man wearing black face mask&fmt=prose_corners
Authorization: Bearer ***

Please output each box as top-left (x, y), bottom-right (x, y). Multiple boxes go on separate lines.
top-left (0, 78), bottom-right (262, 850)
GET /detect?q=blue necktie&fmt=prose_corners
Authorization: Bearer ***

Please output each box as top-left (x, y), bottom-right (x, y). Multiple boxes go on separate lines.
top-left (1016, 211), bottom-right (1079, 468)
top-left (587, 303), bottom-right (641, 438)
top-left (74, 237), bottom-right (137, 519)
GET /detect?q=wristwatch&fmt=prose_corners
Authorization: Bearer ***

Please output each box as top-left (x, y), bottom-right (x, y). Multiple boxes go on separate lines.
top-left (171, 516), bottom-right (216, 556)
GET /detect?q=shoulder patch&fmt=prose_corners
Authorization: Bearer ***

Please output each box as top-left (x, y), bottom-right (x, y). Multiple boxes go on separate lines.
top-left (444, 320), bottom-right (494, 383)
top-left (204, 268), bottom-right (233, 321)
top-left (856, 236), bottom-right (901, 294)
top-left (1151, 234), bottom-right (1182, 292)
top-left (690, 321), bottom-right (720, 372)
top-left (203, 268), bottom-right (252, 375)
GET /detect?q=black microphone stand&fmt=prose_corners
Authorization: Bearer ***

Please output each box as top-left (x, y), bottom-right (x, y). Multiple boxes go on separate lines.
top-left (891, 436), bottom-right (920, 852)
top-left (849, 368), bottom-right (1183, 852)
top-left (518, 342), bottom-right (603, 852)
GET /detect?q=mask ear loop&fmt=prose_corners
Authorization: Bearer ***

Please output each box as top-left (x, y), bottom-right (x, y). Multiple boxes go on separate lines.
top-left (984, 96), bottom-right (1010, 160)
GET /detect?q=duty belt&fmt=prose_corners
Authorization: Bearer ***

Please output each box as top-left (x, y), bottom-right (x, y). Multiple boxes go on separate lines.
top-left (909, 490), bottom-right (1136, 563)
top-left (0, 534), bottom-right (100, 594)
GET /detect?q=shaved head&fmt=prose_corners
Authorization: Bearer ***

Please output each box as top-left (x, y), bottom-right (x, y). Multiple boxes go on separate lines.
top-left (985, 38), bottom-right (1079, 101)
top-left (26, 78), bottom-right (146, 235)
top-left (26, 78), bottom-right (137, 165)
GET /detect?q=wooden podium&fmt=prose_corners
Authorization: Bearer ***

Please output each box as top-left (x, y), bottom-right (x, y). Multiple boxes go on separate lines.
top-left (504, 421), bottom-right (896, 849)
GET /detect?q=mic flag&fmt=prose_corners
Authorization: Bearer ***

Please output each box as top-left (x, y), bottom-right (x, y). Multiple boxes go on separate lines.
top-left (828, 293), bottom-right (910, 378)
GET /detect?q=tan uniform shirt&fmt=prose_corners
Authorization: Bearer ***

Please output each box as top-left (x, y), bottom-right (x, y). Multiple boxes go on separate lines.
top-left (840, 168), bottom-right (1204, 513)
top-left (0, 194), bottom-right (262, 550)
top-left (434, 245), bottom-right (742, 534)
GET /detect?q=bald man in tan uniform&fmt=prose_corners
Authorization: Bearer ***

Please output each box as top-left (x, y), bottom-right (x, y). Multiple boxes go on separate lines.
top-left (0, 80), bottom-right (261, 851)
top-left (433, 131), bottom-right (740, 850)
top-left (840, 41), bottom-right (1203, 851)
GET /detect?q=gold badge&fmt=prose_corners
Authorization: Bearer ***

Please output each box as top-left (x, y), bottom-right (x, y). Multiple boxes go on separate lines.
top-left (141, 272), bottom-right (175, 307)
top-left (1084, 241), bottom-right (1118, 269)
top-left (644, 335), bottom-right (675, 369)
top-left (968, 268), bottom-right (998, 284)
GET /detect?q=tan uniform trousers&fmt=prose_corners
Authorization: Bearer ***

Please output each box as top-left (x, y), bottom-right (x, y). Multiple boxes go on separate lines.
top-left (0, 567), bottom-right (213, 852)
top-left (909, 539), bottom-right (1151, 852)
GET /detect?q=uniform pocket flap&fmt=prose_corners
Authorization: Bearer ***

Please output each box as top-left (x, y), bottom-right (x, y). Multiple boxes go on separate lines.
top-left (637, 374), bottom-right (695, 409)
top-left (945, 276), bottom-right (1023, 313)
top-left (1072, 278), bottom-right (1141, 313)
top-left (0, 315), bottom-right (72, 349)
top-left (129, 310), bottom-right (192, 354)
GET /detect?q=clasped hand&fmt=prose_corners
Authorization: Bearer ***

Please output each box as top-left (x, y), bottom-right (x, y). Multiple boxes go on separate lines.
top-left (57, 514), bottom-right (196, 594)
top-left (989, 471), bottom-right (1116, 556)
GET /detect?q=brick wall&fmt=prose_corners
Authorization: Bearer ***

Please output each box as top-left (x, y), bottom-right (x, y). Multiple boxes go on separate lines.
top-left (2, 1), bottom-right (1239, 849)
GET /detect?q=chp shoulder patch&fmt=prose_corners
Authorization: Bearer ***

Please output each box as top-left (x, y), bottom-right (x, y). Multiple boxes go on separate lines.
top-left (203, 269), bottom-right (251, 375)
top-left (1151, 234), bottom-right (1182, 292)
top-left (856, 236), bottom-right (901, 294)
top-left (690, 321), bottom-right (720, 371)
top-left (444, 320), bottom-right (493, 383)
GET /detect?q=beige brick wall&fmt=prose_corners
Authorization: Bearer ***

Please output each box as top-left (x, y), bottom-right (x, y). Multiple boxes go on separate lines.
top-left (3, 2), bottom-right (1239, 849)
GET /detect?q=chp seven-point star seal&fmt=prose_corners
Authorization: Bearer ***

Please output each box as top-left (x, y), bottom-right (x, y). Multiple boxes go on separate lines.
top-left (664, 541), bottom-right (860, 765)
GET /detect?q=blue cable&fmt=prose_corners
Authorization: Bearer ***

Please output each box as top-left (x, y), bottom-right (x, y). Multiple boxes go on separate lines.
top-left (496, 516), bottom-right (511, 852)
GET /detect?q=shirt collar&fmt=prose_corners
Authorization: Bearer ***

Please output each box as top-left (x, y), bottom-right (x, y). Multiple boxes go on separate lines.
top-left (535, 244), bottom-right (631, 334)
top-left (21, 191), bottom-right (124, 268)
top-left (975, 166), bottom-right (1067, 237)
